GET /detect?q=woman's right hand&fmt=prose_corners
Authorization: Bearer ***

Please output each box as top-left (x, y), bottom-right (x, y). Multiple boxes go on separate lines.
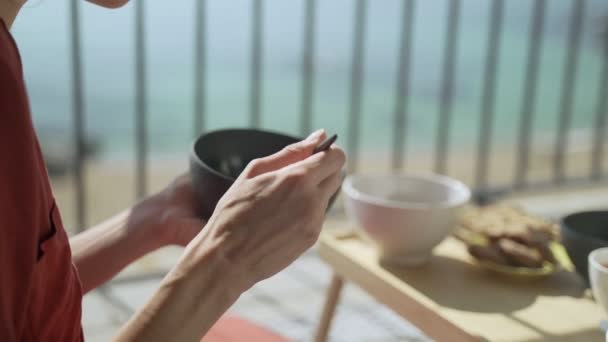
top-left (180, 129), bottom-right (345, 292)
top-left (115, 130), bottom-right (345, 342)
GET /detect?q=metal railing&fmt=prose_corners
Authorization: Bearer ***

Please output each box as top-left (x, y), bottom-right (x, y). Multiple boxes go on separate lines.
top-left (62, 0), bottom-right (608, 318)
top-left (67, 0), bottom-right (608, 230)
top-left (69, 0), bottom-right (86, 231)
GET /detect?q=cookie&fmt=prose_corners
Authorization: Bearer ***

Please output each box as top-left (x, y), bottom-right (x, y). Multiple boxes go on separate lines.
top-left (468, 244), bottom-right (509, 265)
top-left (497, 238), bottom-right (544, 268)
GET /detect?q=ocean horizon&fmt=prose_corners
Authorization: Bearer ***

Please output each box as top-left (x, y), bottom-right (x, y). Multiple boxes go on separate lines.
top-left (11, 0), bottom-right (608, 161)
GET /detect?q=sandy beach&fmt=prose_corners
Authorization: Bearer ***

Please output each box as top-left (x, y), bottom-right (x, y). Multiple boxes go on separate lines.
top-left (50, 140), bottom-right (608, 236)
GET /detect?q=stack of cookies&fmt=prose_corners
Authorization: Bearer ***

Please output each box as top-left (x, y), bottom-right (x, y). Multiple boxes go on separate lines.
top-left (458, 206), bottom-right (558, 268)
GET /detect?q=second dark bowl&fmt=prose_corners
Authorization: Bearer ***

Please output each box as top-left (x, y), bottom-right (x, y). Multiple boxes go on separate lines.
top-left (560, 210), bottom-right (608, 284)
top-left (190, 128), bottom-right (340, 218)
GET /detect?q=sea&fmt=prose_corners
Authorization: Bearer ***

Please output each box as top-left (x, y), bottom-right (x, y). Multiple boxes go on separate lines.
top-left (10, 0), bottom-right (608, 161)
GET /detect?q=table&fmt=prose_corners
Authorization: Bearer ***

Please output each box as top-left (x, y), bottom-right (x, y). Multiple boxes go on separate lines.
top-left (314, 229), bottom-right (605, 342)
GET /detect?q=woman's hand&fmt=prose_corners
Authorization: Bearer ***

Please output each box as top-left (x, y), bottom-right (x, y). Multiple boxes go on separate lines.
top-left (71, 174), bottom-right (206, 293)
top-left (129, 174), bottom-right (206, 250)
top-left (116, 130), bottom-right (345, 341)
top-left (181, 130), bottom-right (345, 291)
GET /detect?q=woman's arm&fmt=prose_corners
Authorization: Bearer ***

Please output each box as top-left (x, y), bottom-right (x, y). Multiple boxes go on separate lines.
top-left (114, 231), bottom-right (244, 342)
top-left (70, 176), bottom-right (204, 293)
top-left (70, 207), bottom-right (159, 293)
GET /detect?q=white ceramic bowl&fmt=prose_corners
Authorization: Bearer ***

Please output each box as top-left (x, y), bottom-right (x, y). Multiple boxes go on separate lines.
top-left (342, 174), bottom-right (471, 266)
top-left (589, 248), bottom-right (608, 317)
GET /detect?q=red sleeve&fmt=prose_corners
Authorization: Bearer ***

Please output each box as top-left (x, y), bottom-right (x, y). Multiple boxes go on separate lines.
top-left (0, 58), bottom-right (45, 340)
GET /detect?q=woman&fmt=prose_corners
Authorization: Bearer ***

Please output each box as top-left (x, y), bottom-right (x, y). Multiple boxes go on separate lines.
top-left (0, 0), bottom-right (345, 341)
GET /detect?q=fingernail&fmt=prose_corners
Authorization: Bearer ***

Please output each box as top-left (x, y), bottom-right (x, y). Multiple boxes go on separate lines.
top-left (306, 129), bottom-right (324, 141)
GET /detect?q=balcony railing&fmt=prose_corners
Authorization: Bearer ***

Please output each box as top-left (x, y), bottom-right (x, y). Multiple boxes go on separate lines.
top-left (62, 0), bottom-right (608, 232)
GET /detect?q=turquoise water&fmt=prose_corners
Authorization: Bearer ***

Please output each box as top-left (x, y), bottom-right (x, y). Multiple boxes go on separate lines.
top-left (11, 0), bottom-right (608, 160)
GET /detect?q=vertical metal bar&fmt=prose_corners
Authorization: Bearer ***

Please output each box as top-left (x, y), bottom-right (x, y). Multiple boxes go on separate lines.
top-left (194, 0), bottom-right (207, 137)
top-left (474, 0), bottom-right (504, 192)
top-left (434, 0), bottom-right (461, 174)
top-left (300, 0), bottom-right (316, 136)
top-left (69, 0), bottom-right (86, 231)
top-left (392, 0), bottom-right (415, 171)
top-left (553, 0), bottom-right (586, 184)
top-left (591, 53), bottom-right (608, 179)
top-left (347, 0), bottom-right (367, 172)
top-left (135, 0), bottom-right (147, 198)
top-left (514, 0), bottom-right (546, 188)
top-left (250, 0), bottom-right (263, 128)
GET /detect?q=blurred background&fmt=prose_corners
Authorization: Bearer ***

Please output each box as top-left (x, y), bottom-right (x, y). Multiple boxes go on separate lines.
top-left (12, 0), bottom-right (608, 228)
top-left (10, 0), bottom-right (608, 340)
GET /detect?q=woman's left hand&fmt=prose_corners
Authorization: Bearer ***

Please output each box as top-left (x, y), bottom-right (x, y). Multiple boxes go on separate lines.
top-left (71, 173), bottom-right (206, 293)
top-left (131, 174), bottom-right (206, 249)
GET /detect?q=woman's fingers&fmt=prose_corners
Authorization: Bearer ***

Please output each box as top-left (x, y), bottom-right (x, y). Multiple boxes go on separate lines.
top-left (242, 130), bottom-right (326, 178)
top-left (281, 146), bottom-right (346, 185)
top-left (319, 170), bottom-right (343, 202)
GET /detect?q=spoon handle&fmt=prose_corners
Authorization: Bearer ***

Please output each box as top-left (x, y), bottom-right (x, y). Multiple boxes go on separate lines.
top-left (312, 134), bottom-right (338, 154)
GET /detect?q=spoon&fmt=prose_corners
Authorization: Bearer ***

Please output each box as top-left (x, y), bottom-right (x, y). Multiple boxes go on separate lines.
top-left (312, 134), bottom-right (338, 154)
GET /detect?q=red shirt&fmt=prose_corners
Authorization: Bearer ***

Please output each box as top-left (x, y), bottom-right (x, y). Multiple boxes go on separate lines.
top-left (0, 20), bottom-right (84, 341)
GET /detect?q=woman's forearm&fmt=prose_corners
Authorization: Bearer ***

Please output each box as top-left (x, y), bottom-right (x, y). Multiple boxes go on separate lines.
top-left (70, 208), bottom-right (160, 293)
top-left (114, 233), bottom-right (244, 342)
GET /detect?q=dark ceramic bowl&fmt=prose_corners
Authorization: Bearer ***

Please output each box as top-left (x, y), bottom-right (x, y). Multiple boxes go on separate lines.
top-left (190, 128), bottom-right (341, 218)
top-left (560, 210), bottom-right (608, 284)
